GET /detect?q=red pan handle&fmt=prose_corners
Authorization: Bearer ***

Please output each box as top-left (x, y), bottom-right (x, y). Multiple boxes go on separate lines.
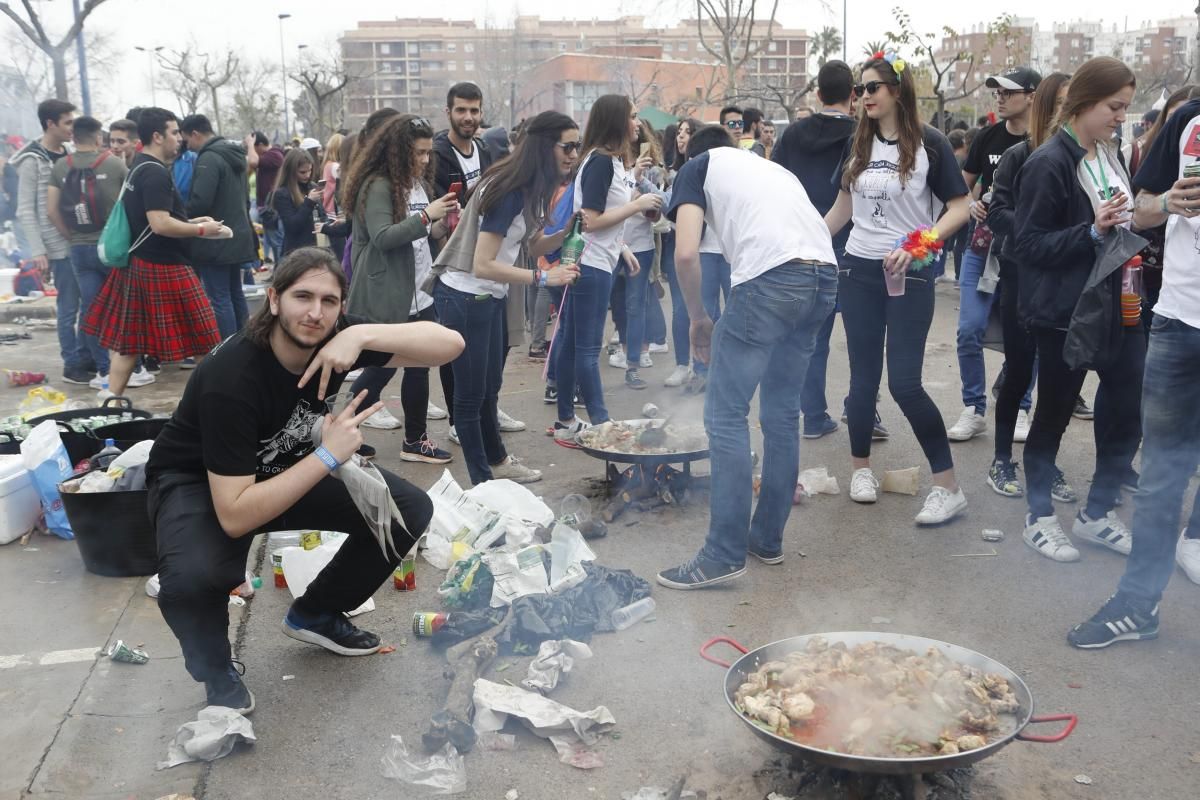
top-left (1016, 713), bottom-right (1078, 743)
top-left (699, 637), bottom-right (749, 668)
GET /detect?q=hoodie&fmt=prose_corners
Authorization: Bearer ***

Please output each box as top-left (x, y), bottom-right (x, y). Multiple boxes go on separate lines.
top-left (11, 140), bottom-right (69, 260)
top-left (187, 136), bottom-right (256, 265)
top-left (771, 113), bottom-right (855, 252)
top-left (432, 130), bottom-right (494, 200)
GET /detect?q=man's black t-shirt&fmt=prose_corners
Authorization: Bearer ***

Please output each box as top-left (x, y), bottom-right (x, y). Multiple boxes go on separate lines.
top-left (125, 152), bottom-right (191, 265)
top-left (147, 316), bottom-right (391, 481)
top-left (963, 121), bottom-right (1027, 195)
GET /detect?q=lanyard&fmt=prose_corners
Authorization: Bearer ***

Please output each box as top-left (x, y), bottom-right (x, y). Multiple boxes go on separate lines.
top-left (1064, 125), bottom-right (1111, 197)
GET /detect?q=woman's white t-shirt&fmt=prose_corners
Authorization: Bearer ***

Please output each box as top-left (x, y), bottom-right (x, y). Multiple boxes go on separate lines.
top-left (440, 183), bottom-right (525, 300)
top-left (407, 184), bottom-right (434, 315)
top-left (572, 150), bottom-right (634, 271)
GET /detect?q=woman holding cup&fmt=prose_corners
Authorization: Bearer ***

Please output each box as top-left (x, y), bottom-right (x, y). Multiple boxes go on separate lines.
top-left (824, 50), bottom-right (971, 525)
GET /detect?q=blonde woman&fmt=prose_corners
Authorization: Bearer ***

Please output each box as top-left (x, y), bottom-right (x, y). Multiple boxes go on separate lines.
top-left (321, 132), bottom-right (343, 215)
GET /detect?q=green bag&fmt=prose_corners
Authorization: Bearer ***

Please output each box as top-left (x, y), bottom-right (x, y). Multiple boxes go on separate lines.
top-left (97, 162), bottom-right (154, 268)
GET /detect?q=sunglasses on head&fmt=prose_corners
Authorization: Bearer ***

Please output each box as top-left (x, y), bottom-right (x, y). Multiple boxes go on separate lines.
top-left (555, 141), bottom-right (583, 154)
top-left (854, 80), bottom-right (899, 98)
top-left (409, 117), bottom-right (433, 133)
top-left (724, 119), bottom-right (744, 130)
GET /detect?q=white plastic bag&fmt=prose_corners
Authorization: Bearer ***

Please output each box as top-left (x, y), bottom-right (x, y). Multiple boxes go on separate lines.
top-left (19, 420), bottom-right (73, 538)
top-left (380, 735), bottom-right (465, 795)
top-left (482, 545), bottom-right (549, 607)
top-left (280, 540), bottom-right (374, 616)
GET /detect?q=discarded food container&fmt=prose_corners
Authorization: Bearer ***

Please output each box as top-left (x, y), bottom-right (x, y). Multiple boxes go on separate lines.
top-left (413, 611), bottom-right (449, 637)
top-left (611, 597), bottom-right (656, 630)
top-left (230, 571), bottom-right (261, 598)
top-left (641, 403), bottom-right (659, 418)
top-left (271, 551), bottom-right (287, 588)
top-left (394, 553), bottom-right (416, 591)
top-left (881, 467), bottom-right (920, 495)
top-left (982, 529), bottom-right (1004, 542)
top-left (558, 494), bottom-right (591, 529)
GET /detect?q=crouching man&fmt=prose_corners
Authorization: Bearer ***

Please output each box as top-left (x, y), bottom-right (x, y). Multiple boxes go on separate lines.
top-left (656, 125), bottom-right (838, 590)
top-left (146, 247), bottom-right (464, 712)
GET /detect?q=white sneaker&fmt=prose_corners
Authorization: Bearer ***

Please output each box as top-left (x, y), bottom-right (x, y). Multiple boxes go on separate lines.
top-left (426, 402), bottom-right (448, 420)
top-left (362, 407), bottom-right (402, 430)
top-left (1072, 510), bottom-right (1133, 555)
top-left (649, 342), bottom-right (669, 354)
top-left (639, 352), bottom-right (653, 368)
top-left (915, 486), bottom-right (968, 525)
top-left (448, 425), bottom-right (460, 446)
top-left (490, 454), bottom-right (542, 484)
top-left (849, 468), bottom-right (879, 504)
top-left (947, 406), bottom-right (987, 441)
top-left (608, 350), bottom-right (628, 369)
top-left (553, 418), bottom-right (590, 445)
top-left (497, 409), bottom-right (526, 432)
top-left (1023, 514), bottom-right (1080, 562)
top-left (126, 366), bottom-right (156, 388)
top-left (1176, 530), bottom-right (1200, 585)
top-left (664, 365), bottom-right (690, 387)
top-left (89, 373), bottom-right (108, 390)
top-left (610, 330), bottom-right (620, 345)
top-left (1013, 409), bottom-right (1031, 443)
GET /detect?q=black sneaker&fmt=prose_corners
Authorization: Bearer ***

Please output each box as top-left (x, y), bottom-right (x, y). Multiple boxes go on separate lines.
top-left (838, 410), bottom-right (890, 439)
top-left (1051, 467), bottom-right (1078, 503)
top-left (802, 415), bottom-right (839, 439)
top-left (179, 357), bottom-right (197, 370)
top-left (401, 435), bottom-right (452, 464)
top-left (1072, 395), bottom-right (1094, 420)
top-left (356, 443), bottom-right (376, 460)
top-left (142, 356), bottom-right (161, 373)
top-left (1068, 593), bottom-right (1159, 649)
top-left (282, 605), bottom-right (382, 655)
top-left (657, 554), bottom-right (746, 590)
top-left (543, 385), bottom-right (558, 404)
top-left (528, 344), bottom-right (549, 360)
top-left (1119, 469), bottom-right (1140, 494)
top-left (747, 546), bottom-right (785, 565)
top-left (625, 369), bottom-right (648, 390)
top-left (61, 366), bottom-right (94, 385)
top-left (205, 660), bottom-right (255, 714)
top-left (987, 459), bottom-right (1023, 498)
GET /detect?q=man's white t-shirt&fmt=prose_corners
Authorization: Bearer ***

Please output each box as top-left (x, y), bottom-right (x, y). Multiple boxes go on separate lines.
top-left (835, 129), bottom-right (968, 261)
top-left (666, 146), bottom-right (836, 287)
top-left (452, 143), bottom-right (483, 191)
top-left (407, 184), bottom-right (434, 315)
top-left (573, 150), bottom-right (634, 272)
top-left (440, 182), bottom-right (523, 300)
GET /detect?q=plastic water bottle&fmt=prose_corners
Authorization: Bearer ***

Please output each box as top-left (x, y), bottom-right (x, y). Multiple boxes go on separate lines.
top-left (90, 438), bottom-right (123, 471)
top-left (611, 597), bottom-right (656, 630)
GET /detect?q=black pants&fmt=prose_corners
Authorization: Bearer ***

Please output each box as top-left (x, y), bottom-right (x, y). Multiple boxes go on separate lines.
top-left (1025, 327), bottom-right (1144, 519)
top-left (840, 255), bottom-right (953, 473)
top-left (350, 306), bottom-right (439, 442)
top-left (994, 267), bottom-right (1037, 462)
top-left (150, 468), bottom-right (431, 683)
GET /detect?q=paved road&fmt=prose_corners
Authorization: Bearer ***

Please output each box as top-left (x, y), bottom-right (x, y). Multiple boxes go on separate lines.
top-left (2, 283), bottom-right (1198, 799)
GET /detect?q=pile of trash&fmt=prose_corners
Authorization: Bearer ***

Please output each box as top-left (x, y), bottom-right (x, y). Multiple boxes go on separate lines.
top-left (58, 439), bottom-right (153, 494)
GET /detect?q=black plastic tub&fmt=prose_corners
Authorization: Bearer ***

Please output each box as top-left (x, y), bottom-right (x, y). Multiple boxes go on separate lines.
top-left (59, 473), bottom-right (157, 577)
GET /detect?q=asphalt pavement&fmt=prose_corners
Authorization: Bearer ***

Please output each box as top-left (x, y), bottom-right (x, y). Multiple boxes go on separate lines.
top-left (2, 281), bottom-right (1199, 800)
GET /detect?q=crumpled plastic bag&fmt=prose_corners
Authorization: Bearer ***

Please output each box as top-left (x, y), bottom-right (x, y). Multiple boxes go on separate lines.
top-left (472, 678), bottom-right (614, 768)
top-left (20, 419), bottom-right (73, 538)
top-left (795, 467), bottom-right (840, 500)
top-left (482, 545), bottom-right (549, 607)
top-left (156, 706), bottom-right (256, 769)
top-left (522, 639), bottom-right (592, 693)
top-left (438, 553), bottom-right (495, 610)
top-left (380, 735), bottom-right (465, 795)
top-left (281, 539), bottom-right (374, 616)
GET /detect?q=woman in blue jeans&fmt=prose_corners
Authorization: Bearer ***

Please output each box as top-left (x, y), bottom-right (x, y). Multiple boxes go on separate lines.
top-left (433, 111), bottom-right (581, 484)
top-left (553, 95), bottom-right (663, 443)
top-left (824, 52), bottom-right (971, 526)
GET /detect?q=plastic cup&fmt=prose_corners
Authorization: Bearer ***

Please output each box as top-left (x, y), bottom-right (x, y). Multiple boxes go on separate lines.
top-left (884, 267), bottom-right (906, 297)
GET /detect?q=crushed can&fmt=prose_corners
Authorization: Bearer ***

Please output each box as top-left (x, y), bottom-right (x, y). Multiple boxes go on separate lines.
top-left (981, 529), bottom-right (1005, 542)
top-left (107, 640), bottom-right (149, 664)
top-left (413, 611), bottom-right (449, 637)
top-left (272, 550), bottom-right (288, 588)
top-left (393, 554), bottom-right (416, 591)
top-left (300, 530), bottom-right (322, 550)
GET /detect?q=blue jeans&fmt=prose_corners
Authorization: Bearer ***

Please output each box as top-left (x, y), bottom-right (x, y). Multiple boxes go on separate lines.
top-left (700, 262), bottom-right (838, 567)
top-left (554, 265), bottom-right (613, 424)
top-left (700, 252), bottom-right (731, 323)
top-left (1118, 316), bottom-right (1200, 604)
top-left (262, 217), bottom-right (284, 263)
top-left (800, 306), bottom-right (837, 422)
top-left (956, 249), bottom-right (1033, 412)
top-left (197, 262), bottom-right (252, 340)
top-left (624, 249), bottom-right (655, 369)
top-left (71, 245), bottom-right (110, 374)
top-left (659, 232), bottom-right (690, 367)
top-left (52, 256), bottom-right (87, 371)
top-left (433, 283), bottom-right (507, 485)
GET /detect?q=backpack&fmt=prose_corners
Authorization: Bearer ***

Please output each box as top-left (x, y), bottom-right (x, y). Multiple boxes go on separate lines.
top-left (97, 162), bottom-right (156, 268)
top-left (58, 152), bottom-right (111, 233)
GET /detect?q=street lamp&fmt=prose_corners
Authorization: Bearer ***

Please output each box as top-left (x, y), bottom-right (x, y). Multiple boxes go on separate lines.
top-left (278, 13), bottom-right (292, 138)
top-left (135, 45), bottom-right (164, 106)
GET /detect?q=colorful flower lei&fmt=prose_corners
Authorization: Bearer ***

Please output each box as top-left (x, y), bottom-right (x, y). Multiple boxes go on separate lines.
top-left (872, 49), bottom-right (907, 77)
top-left (893, 226), bottom-right (944, 271)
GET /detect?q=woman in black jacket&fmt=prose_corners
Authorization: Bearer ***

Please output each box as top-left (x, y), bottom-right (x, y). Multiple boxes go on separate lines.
top-left (1010, 57), bottom-right (1143, 564)
top-left (269, 149), bottom-right (328, 256)
top-left (986, 72), bottom-right (1074, 501)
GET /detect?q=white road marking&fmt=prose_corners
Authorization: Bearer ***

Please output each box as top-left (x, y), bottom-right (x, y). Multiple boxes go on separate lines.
top-left (0, 654), bottom-right (32, 669)
top-left (39, 647), bottom-right (101, 665)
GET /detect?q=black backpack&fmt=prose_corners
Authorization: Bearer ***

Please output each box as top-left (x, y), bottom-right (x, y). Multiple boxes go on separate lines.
top-left (58, 152), bottom-right (111, 233)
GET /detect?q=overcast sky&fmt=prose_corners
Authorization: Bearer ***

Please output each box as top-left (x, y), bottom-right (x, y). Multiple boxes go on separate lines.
top-left (11, 0), bottom-right (1192, 121)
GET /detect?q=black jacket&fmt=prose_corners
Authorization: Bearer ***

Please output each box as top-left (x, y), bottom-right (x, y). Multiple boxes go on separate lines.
top-left (433, 130), bottom-right (494, 200)
top-left (771, 112), bottom-right (855, 252)
top-left (187, 136), bottom-right (256, 266)
top-left (1010, 130), bottom-right (1117, 330)
top-left (986, 139), bottom-right (1030, 288)
top-left (271, 181), bottom-right (328, 256)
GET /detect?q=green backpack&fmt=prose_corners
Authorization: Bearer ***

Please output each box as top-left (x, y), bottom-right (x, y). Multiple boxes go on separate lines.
top-left (97, 162), bottom-right (156, 268)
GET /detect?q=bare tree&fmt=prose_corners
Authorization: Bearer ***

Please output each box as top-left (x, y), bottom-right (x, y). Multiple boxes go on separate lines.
top-left (694, 0), bottom-right (782, 101)
top-left (292, 51), bottom-right (353, 141)
top-left (197, 50), bottom-right (239, 132)
top-left (0, 0), bottom-right (113, 100)
top-left (229, 60), bottom-right (284, 137)
top-left (475, 18), bottom-right (531, 128)
top-left (1133, 53), bottom-right (1194, 108)
top-left (4, 26), bottom-right (118, 109)
top-left (606, 58), bottom-right (664, 108)
top-left (155, 47), bottom-right (204, 115)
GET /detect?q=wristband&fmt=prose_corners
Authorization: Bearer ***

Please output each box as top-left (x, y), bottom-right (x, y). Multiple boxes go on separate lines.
top-left (1089, 224), bottom-right (1104, 245)
top-left (892, 226), bottom-right (944, 272)
top-left (1161, 193), bottom-right (1170, 215)
top-left (197, 224), bottom-right (205, 237)
top-left (313, 445), bottom-right (340, 471)
top-left (420, 210), bottom-right (431, 227)
top-left (537, 270), bottom-right (549, 288)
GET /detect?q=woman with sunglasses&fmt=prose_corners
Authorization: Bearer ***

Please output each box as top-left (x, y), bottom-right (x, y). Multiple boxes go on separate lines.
top-left (433, 110), bottom-right (582, 485)
top-left (824, 52), bottom-right (971, 525)
top-left (341, 114), bottom-right (460, 463)
top-left (1010, 57), bottom-right (1143, 563)
top-left (552, 95), bottom-right (663, 443)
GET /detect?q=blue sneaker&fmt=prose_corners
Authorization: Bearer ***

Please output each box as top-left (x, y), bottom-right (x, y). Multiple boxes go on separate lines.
top-left (802, 415), bottom-right (839, 439)
top-left (657, 554), bottom-right (745, 590)
top-left (205, 660), bottom-right (255, 714)
top-left (282, 605), bottom-right (381, 656)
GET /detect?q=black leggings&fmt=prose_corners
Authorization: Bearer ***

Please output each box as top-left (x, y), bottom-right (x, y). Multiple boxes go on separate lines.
top-left (151, 468), bottom-right (431, 683)
top-left (1025, 327), bottom-right (1144, 519)
top-left (839, 255), bottom-right (953, 474)
top-left (994, 265), bottom-right (1037, 462)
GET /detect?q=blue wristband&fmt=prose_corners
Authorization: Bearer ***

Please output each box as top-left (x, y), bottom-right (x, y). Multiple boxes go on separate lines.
top-left (537, 270), bottom-right (548, 288)
top-left (314, 446), bottom-right (340, 471)
top-left (1089, 224), bottom-right (1104, 245)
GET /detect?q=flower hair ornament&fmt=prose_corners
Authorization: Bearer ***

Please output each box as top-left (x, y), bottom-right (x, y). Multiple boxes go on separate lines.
top-left (871, 49), bottom-right (907, 79)
top-left (893, 225), bottom-right (944, 271)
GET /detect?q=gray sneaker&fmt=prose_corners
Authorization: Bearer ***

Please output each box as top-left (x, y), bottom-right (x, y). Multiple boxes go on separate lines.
top-left (491, 455), bottom-right (542, 484)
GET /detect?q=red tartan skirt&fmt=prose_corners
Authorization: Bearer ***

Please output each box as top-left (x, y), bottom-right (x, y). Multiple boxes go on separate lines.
top-left (80, 256), bottom-right (221, 361)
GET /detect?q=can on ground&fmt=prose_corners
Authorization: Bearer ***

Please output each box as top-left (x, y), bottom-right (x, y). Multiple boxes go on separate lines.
top-left (394, 554), bottom-right (416, 591)
top-left (413, 611), bottom-right (448, 637)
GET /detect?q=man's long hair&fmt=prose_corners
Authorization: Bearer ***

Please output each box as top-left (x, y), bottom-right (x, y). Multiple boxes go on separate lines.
top-left (244, 248), bottom-right (348, 349)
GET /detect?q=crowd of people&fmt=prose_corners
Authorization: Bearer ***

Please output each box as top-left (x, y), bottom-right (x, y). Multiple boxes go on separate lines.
top-left (5, 49), bottom-right (1200, 710)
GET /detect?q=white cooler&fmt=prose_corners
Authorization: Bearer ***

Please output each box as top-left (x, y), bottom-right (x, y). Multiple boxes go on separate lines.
top-left (0, 454), bottom-right (41, 544)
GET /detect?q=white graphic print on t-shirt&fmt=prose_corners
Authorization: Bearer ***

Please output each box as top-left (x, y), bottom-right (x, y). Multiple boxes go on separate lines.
top-left (257, 399), bottom-right (321, 472)
top-left (860, 159), bottom-right (898, 229)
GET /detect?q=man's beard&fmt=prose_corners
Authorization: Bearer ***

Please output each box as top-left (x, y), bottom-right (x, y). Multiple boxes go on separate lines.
top-left (452, 119), bottom-right (477, 140)
top-left (278, 315), bottom-right (326, 351)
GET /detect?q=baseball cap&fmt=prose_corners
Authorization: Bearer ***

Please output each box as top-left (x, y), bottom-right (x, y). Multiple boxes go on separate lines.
top-left (300, 137), bottom-right (321, 150)
top-left (986, 67), bottom-right (1042, 92)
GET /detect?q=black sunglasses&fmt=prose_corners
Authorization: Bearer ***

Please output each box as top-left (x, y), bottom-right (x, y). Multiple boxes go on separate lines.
top-left (854, 80), bottom-right (900, 98)
top-left (724, 119), bottom-right (744, 130)
top-left (555, 141), bottom-right (583, 154)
